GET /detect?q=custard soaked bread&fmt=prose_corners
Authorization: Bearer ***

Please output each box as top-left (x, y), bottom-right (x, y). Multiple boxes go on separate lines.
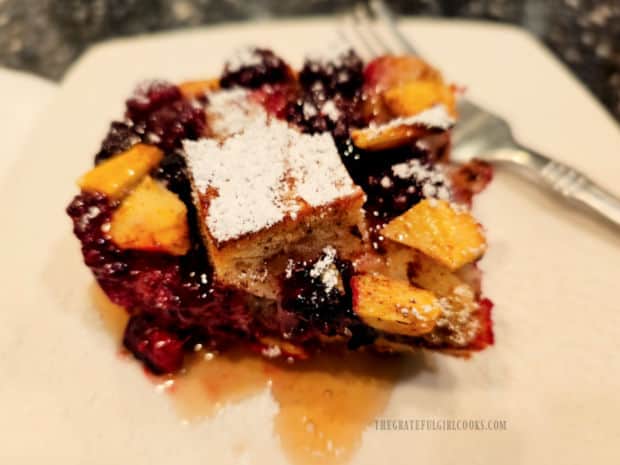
top-left (184, 90), bottom-right (367, 299)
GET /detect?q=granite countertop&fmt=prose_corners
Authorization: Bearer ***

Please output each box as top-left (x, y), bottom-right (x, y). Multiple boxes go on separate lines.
top-left (0, 0), bottom-right (618, 122)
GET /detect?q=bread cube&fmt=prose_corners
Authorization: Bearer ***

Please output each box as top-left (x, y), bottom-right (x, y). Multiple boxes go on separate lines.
top-left (184, 100), bottom-right (366, 298)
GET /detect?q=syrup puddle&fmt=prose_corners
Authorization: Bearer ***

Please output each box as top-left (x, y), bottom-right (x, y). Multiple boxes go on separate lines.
top-left (92, 284), bottom-right (409, 465)
top-left (92, 284), bottom-right (129, 336)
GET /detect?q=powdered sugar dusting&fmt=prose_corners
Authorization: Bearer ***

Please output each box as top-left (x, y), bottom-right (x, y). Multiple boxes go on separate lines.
top-left (225, 47), bottom-right (264, 73)
top-left (321, 100), bottom-right (340, 122)
top-left (309, 246), bottom-right (339, 292)
top-left (184, 109), bottom-right (360, 243)
top-left (206, 88), bottom-right (267, 138)
top-left (289, 131), bottom-right (357, 208)
top-left (306, 41), bottom-right (353, 67)
top-left (129, 79), bottom-right (171, 105)
top-left (367, 104), bottom-right (454, 136)
top-left (391, 158), bottom-right (452, 201)
top-left (303, 101), bottom-right (318, 118)
top-left (261, 344), bottom-right (282, 358)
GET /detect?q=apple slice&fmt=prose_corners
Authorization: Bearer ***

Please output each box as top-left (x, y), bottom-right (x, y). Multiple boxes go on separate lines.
top-left (362, 55), bottom-right (444, 125)
top-left (351, 123), bottom-right (430, 151)
top-left (364, 55), bottom-right (442, 92)
top-left (382, 199), bottom-right (486, 271)
top-left (351, 274), bottom-right (441, 337)
top-left (178, 78), bottom-right (220, 99)
top-left (384, 80), bottom-right (456, 118)
top-left (78, 143), bottom-right (163, 200)
top-left (109, 176), bottom-right (190, 256)
top-left (350, 105), bottom-right (454, 151)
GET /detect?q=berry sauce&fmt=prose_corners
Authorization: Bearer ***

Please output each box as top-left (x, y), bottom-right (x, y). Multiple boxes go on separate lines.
top-left (123, 314), bottom-right (186, 374)
top-left (66, 193), bottom-right (253, 371)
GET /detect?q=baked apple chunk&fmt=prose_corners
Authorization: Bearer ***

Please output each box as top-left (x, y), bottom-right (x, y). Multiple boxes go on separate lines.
top-left (350, 104), bottom-right (455, 151)
top-left (78, 143), bottom-right (163, 199)
top-left (383, 199), bottom-right (487, 271)
top-left (351, 274), bottom-right (441, 337)
top-left (109, 176), bottom-right (190, 256)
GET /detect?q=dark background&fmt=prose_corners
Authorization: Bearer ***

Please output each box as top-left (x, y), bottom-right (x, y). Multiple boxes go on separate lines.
top-left (1, 0), bottom-right (619, 122)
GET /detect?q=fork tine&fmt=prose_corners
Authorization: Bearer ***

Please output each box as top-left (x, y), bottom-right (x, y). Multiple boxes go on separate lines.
top-left (348, 6), bottom-right (382, 58)
top-left (339, 3), bottom-right (393, 60)
top-left (353, 3), bottom-right (393, 55)
top-left (368, 0), bottom-right (419, 56)
top-left (336, 14), bottom-right (367, 60)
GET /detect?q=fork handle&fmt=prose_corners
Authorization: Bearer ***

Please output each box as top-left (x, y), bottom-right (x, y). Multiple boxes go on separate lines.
top-left (512, 145), bottom-right (620, 227)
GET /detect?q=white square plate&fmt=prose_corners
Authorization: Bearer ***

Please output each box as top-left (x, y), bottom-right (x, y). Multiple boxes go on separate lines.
top-left (1, 18), bottom-right (619, 465)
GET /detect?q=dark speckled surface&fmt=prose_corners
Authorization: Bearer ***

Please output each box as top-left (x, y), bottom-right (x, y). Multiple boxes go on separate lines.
top-left (0, 0), bottom-right (619, 121)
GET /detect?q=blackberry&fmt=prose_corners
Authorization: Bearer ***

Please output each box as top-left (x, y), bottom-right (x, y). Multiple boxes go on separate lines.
top-left (280, 250), bottom-right (357, 338)
top-left (336, 139), bottom-right (451, 251)
top-left (299, 49), bottom-right (364, 99)
top-left (94, 121), bottom-right (141, 164)
top-left (152, 152), bottom-right (192, 203)
top-left (288, 49), bottom-right (365, 139)
top-left (125, 80), bottom-right (205, 151)
top-left (220, 48), bottom-right (292, 89)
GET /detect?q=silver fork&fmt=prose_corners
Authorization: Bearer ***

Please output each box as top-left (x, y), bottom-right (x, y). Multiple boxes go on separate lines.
top-left (343, 0), bottom-right (620, 228)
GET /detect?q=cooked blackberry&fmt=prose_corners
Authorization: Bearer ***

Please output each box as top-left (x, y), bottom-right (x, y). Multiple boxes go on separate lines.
top-left (67, 193), bottom-right (224, 332)
top-left (280, 249), bottom-right (359, 338)
top-left (152, 152), bottom-right (192, 203)
top-left (125, 81), bottom-right (205, 151)
top-left (336, 138), bottom-right (452, 251)
top-left (287, 49), bottom-right (365, 139)
top-left (220, 48), bottom-right (293, 89)
top-left (95, 121), bottom-right (141, 165)
top-left (299, 49), bottom-right (364, 99)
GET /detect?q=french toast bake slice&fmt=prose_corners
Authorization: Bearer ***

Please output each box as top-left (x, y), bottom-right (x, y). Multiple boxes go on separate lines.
top-left (66, 47), bottom-right (495, 374)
